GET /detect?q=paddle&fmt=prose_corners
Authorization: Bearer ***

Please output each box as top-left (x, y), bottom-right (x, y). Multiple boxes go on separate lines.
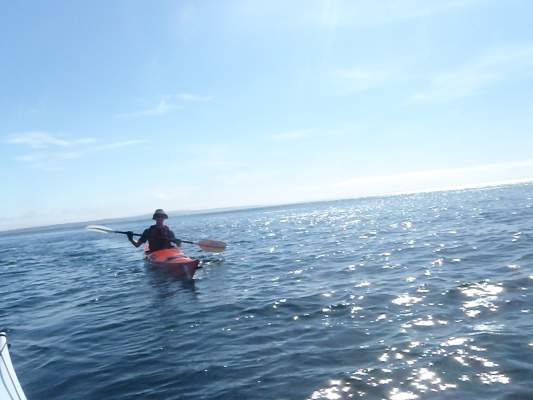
top-left (86, 225), bottom-right (226, 253)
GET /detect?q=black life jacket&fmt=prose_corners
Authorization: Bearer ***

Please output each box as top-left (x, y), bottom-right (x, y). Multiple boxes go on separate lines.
top-left (147, 225), bottom-right (173, 251)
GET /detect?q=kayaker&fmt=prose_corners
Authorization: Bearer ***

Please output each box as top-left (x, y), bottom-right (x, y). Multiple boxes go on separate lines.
top-left (127, 209), bottom-right (181, 252)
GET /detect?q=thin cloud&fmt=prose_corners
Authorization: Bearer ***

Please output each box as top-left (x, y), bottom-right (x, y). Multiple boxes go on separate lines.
top-left (6, 132), bottom-right (146, 170)
top-left (272, 129), bottom-right (312, 142)
top-left (13, 152), bottom-right (82, 171)
top-left (412, 44), bottom-right (533, 103)
top-left (7, 131), bottom-right (72, 148)
top-left (334, 68), bottom-right (392, 93)
top-left (229, 0), bottom-right (488, 31)
top-left (274, 159), bottom-right (533, 205)
top-left (180, 144), bottom-right (245, 171)
top-left (116, 93), bottom-right (212, 118)
top-left (76, 138), bottom-right (98, 145)
top-left (320, 159), bottom-right (533, 199)
top-left (6, 132), bottom-right (97, 149)
top-left (116, 99), bottom-right (183, 118)
top-left (15, 154), bottom-right (42, 163)
top-left (315, 0), bottom-right (487, 29)
top-left (176, 93), bottom-right (213, 102)
top-left (94, 140), bottom-right (147, 151)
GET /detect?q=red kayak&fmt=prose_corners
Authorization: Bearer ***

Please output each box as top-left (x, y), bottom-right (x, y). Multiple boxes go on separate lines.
top-left (144, 246), bottom-right (199, 279)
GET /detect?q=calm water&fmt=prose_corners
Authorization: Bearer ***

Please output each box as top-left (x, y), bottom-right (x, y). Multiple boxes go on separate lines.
top-left (1, 184), bottom-right (533, 400)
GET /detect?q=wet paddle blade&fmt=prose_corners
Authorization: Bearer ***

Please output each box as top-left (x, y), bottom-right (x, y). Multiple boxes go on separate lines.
top-left (197, 239), bottom-right (226, 253)
top-left (86, 225), bottom-right (115, 234)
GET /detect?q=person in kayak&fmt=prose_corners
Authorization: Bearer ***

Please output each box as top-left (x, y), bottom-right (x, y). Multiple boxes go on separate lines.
top-left (126, 209), bottom-right (181, 252)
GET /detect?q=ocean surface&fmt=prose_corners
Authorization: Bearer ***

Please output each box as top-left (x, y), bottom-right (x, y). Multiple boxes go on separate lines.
top-left (1, 183), bottom-right (533, 400)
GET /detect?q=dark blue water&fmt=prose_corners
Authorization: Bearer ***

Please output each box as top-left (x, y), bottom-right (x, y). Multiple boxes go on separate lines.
top-left (1, 184), bottom-right (533, 399)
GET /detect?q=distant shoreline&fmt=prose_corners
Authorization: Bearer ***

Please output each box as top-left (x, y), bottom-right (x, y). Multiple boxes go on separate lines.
top-left (1, 179), bottom-right (532, 236)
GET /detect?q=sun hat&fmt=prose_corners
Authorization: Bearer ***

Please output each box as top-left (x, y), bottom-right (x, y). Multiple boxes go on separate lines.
top-left (152, 209), bottom-right (168, 219)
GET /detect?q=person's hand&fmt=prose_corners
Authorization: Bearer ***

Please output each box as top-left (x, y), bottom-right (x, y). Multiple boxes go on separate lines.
top-left (126, 231), bottom-right (134, 240)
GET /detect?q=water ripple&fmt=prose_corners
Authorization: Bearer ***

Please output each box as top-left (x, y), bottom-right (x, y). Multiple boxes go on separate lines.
top-left (1, 184), bottom-right (533, 399)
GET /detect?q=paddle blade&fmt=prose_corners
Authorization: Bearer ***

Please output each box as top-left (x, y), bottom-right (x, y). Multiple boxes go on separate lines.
top-left (197, 239), bottom-right (226, 253)
top-left (86, 225), bottom-right (114, 234)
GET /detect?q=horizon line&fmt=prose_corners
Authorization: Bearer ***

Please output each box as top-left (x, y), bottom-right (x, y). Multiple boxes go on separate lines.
top-left (1, 178), bottom-right (532, 235)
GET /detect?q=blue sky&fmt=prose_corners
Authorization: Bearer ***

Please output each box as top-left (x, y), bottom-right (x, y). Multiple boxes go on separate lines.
top-left (2, 0), bottom-right (533, 230)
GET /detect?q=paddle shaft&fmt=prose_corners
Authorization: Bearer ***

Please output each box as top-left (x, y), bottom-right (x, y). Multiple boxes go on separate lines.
top-left (112, 229), bottom-right (194, 244)
top-left (87, 225), bottom-right (225, 251)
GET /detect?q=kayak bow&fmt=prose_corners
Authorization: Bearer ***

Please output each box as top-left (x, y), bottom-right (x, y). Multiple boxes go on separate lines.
top-left (144, 246), bottom-right (199, 279)
top-left (0, 332), bottom-right (27, 400)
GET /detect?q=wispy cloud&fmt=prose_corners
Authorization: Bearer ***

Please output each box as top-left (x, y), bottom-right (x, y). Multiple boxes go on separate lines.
top-left (116, 92), bottom-right (212, 119)
top-left (272, 129), bottom-right (312, 142)
top-left (178, 144), bottom-right (245, 171)
top-left (93, 140), bottom-right (147, 151)
top-left (5, 132), bottom-right (146, 170)
top-left (13, 151), bottom-right (84, 169)
top-left (334, 68), bottom-right (393, 93)
top-left (116, 99), bottom-right (183, 118)
top-left (322, 159), bottom-right (533, 197)
top-left (230, 0), bottom-right (487, 32)
top-left (315, 0), bottom-right (487, 29)
top-left (176, 93), bottom-right (213, 102)
top-left (412, 44), bottom-right (533, 103)
top-left (7, 131), bottom-right (75, 148)
top-left (286, 159), bottom-right (533, 203)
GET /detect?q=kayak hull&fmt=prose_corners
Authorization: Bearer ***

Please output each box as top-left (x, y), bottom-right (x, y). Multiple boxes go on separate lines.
top-left (0, 332), bottom-right (27, 400)
top-left (144, 247), bottom-right (199, 279)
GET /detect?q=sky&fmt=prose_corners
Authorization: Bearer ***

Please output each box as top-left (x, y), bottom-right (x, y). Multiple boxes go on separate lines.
top-left (2, 0), bottom-right (533, 230)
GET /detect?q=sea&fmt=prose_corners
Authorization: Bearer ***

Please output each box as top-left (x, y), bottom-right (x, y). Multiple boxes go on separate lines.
top-left (1, 183), bottom-right (533, 400)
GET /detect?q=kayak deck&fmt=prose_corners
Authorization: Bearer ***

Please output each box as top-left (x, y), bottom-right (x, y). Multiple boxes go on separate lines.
top-left (0, 332), bottom-right (27, 400)
top-left (144, 246), bottom-right (199, 279)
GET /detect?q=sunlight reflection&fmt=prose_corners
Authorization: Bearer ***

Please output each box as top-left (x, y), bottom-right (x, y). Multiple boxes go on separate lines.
top-left (429, 258), bottom-right (442, 268)
top-left (472, 323), bottom-right (505, 333)
top-left (459, 282), bottom-right (503, 316)
top-left (392, 294), bottom-right (422, 306)
top-left (308, 380), bottom-right (351, 400)
top-left (441, 337), bottom-right (469, 346)
top-left (389, 388), bottom-right (418, 400)
top-left (479, 372), bottom-right (510, 384)
top-left (409, 367), bottom-right (457, 393)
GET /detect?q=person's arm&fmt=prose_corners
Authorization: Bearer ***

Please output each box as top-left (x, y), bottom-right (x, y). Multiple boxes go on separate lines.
top-left (127, 230), bottom-right (147, 248)
top-left (169, 229), bottom-right (181, 247)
